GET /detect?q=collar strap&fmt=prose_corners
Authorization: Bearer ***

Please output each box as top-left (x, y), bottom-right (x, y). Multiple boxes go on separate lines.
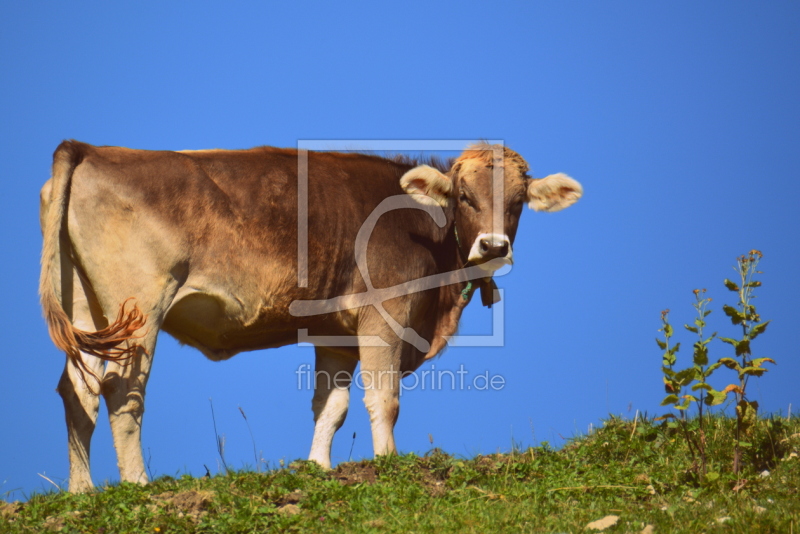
top-left (460, 281), bottom-right (473, 301)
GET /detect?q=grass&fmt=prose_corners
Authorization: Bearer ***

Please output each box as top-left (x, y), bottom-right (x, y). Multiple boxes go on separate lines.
top-left (2, 414), bottom-right (798, 533)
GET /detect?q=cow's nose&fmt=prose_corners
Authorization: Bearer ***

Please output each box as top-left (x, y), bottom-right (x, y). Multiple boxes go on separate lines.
top-left (479, 236), bottom-right (509, 259)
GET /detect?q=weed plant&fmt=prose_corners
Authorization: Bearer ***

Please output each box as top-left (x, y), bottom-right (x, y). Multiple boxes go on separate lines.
top-left (657, 251), bottom-right (776, 483)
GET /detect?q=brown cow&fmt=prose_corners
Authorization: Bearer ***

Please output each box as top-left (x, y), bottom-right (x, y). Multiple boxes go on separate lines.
top-left (39, 140), bottom-right (582, 492)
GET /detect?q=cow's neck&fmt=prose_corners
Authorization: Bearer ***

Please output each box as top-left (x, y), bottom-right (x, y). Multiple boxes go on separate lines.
top-left (419, 220), bottom-right (482, 362)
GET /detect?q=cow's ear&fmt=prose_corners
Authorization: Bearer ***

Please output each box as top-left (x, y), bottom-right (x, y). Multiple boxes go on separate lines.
top-left (526, 173), bottom-right (583, 212)
top-left (400, 165), bottom-right (453, 207)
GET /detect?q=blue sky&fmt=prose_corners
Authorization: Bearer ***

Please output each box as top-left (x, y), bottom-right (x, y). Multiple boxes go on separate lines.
top-left (2, 2), bottom-right (798, 501)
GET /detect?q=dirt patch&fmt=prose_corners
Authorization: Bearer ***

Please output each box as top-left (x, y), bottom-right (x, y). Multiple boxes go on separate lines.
top-left (0, 501), bottom-right (23, 520)
top-left (413, 457), bottom-right (452, 497)
top-left (42, 511), bottom-right (83, 532)
top-left (332, 461), bottom-right (378, 485)
top-left (151, 490), bottom-right (214, 521)
top-left (276, 489), bottom-right (305, 506)
top-left (276, 503), bottom-right (301, 516)
top-left (271, 489), bottom-right (305, 515)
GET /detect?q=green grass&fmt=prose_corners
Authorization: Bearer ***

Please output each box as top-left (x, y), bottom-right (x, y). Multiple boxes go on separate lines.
top-left (2, 414), bottom-right (798, 533)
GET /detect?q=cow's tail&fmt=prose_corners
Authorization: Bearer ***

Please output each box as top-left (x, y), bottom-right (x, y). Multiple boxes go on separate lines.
top-left (39, 140), bottom-right (147, 393)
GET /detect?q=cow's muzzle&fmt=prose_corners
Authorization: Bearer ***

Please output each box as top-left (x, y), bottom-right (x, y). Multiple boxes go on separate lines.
top-left (468, 233), bottom-right (513, 270)
top-left (479, 236), bottom-right (509, 259)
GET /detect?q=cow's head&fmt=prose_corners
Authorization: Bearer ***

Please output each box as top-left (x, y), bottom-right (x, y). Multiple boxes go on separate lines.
top-left (400, 143), bottom-right (582, 272)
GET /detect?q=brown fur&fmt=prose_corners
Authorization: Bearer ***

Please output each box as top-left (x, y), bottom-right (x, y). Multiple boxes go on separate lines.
top-left (455, 142), bottom-right (530, 175)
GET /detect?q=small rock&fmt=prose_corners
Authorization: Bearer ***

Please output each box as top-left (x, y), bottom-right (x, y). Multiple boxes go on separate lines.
top-left (585, 515), bottom-right (619, 531)
top-left (754, 505), bottom-right (767, 514)
top-left (716, 517), bottom-right (731, 524)
top-left (760, 470), bottom-right (770, 478)
top-left (640, 525), bottom-right (655, 534)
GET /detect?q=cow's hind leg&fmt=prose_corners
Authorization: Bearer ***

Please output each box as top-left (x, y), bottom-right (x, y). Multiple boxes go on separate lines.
top-left (56, 271), bottom-right (106, 493)
top-left (308, 347), bottom-right (358, 469)
top-left (101, 326), bottom-right (159, 486)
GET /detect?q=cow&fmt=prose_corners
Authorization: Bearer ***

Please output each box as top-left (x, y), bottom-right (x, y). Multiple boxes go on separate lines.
top-left (39, 140), bottom-right (582, 492)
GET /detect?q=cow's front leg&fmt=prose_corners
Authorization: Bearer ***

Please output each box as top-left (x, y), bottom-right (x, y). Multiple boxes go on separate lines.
top-left (359, 343), bottom-right (401, 457)
top-left (308, 347), bottom-right (358, 469)
top-left (101, 329), bottom-right (157, 486)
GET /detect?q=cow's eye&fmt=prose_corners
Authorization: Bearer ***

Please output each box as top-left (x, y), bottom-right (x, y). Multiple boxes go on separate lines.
top-left (459, 191), bottom-right (474, 207)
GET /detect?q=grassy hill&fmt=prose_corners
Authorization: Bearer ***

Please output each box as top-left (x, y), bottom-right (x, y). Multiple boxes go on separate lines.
top-left (2, 415), bottom-right (798, 533)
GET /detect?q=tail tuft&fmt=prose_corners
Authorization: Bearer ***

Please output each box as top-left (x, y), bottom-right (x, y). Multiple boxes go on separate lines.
top-left (45, 298), bottom-right (148, 394)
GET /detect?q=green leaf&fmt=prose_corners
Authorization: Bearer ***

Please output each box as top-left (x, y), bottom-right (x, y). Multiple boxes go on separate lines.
top-left (662, 367), bottom-right (676, 379)
top-left (656, 337), bottom-right (667, 350)
top-left (749, 320), bottom-right (770, 340)
top-left (691, 383), bottom-right (712, 392)
top-left (751, 357), bottom-right (776, 368)
top-left (693, 343), bottom-right (708, 366)
top-left (704, 389), bottom-right (729, 406)
top-left (718, 337), bottom-right (737, 347)
top-left (746, 280), bottom-right (762, 288)
top-left (664, 323), bottom-right (673, 337)
top-left (706, 361), bottom-right (722, 374)
top-left (675, 368), bottom-right (696, 386)
top-left (735, 339), bottom-right (751, 356)
top-left (684, 324), bottom-right (699, 334)
top-left (724, 278), bottom-right (740, 291)
top-left (703, 309), bottom-right (712, 317)
top-left (660, 394), bottom-right (679, 406)
top-left (694, 317), bottom-right (705, 329)
top-left (718, 357), bottom-right (741, 371)
top-left (740, 366), bottom-right (767, 379)
top-left (704, 472), bottom-right (720, 483)
top-left (654, 413), bottom-right (676, 421)
top-left (723, 305), bottom-right (744, 325)
top-left (676, 398), bottom-right (691, 410)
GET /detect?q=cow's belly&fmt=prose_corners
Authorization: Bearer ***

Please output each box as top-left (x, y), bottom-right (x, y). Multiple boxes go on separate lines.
top-left (161, 285), bottom-right (353, 360)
